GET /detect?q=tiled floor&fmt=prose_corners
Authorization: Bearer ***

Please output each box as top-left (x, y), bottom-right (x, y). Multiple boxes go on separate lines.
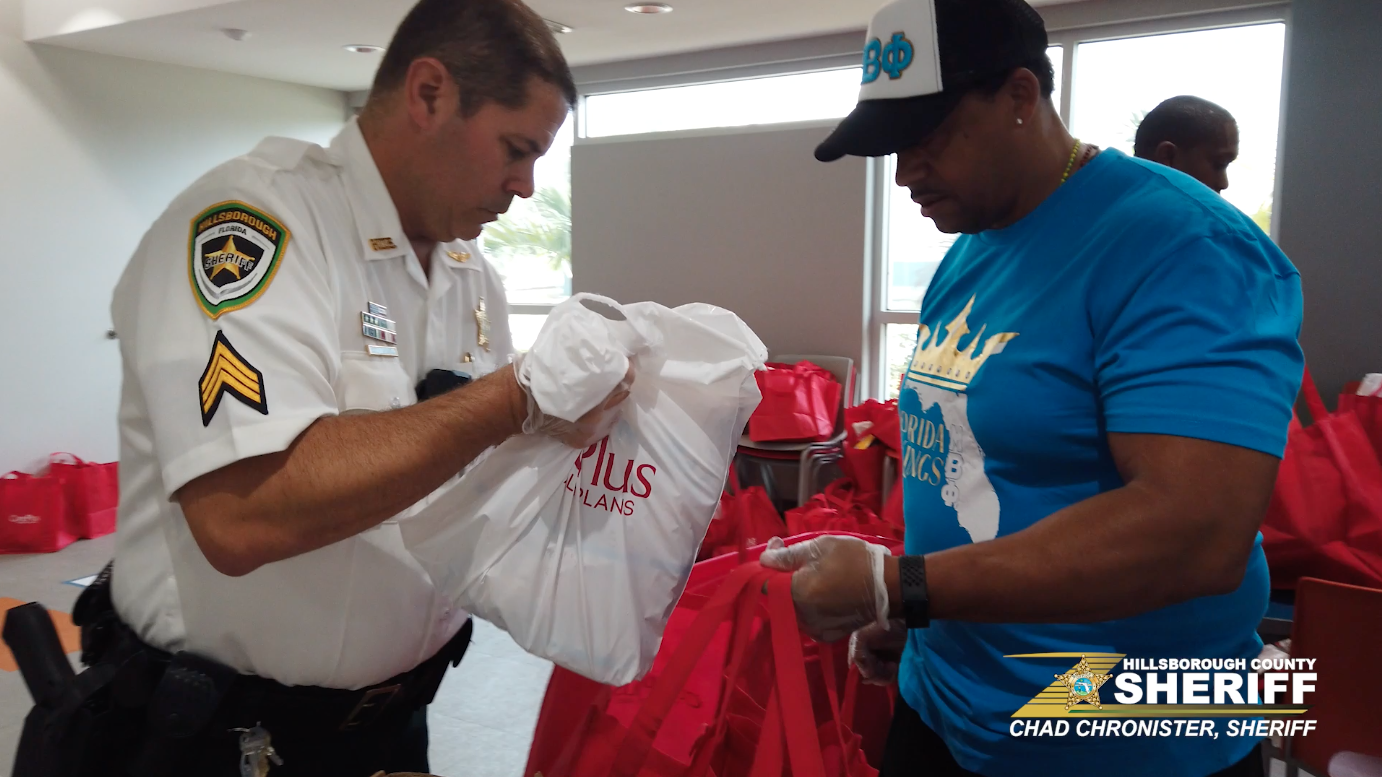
top-left (0, 537), bottom-right (552, 777)
top-left (426, 619), bottom-right (553, 777)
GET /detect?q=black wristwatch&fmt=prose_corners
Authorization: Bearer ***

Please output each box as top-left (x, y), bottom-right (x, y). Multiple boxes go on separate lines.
top-left (899, 555), bottom-right (930, 629)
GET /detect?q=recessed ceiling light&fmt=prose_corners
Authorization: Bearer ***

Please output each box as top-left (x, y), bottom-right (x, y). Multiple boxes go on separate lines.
top-left (625, 3), bottom-right (672, 14)
top-left (343, 44), bottom-right (384, 54)
top-left (545, 18), bottom-right (574, 34)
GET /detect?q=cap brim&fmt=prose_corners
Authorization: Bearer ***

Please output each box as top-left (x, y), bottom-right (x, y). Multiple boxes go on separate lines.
top-left (815, 90), bottom-right (965, 162)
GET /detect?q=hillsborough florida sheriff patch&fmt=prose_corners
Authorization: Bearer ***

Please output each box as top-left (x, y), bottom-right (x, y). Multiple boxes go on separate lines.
top-left (188, 201), bottom-right (290, 319)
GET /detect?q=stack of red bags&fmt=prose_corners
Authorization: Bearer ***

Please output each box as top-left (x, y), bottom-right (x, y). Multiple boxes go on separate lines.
top-left (785, 399), bottom-right (906, 542)
top-left (785, 481), bottom-right (903, 542)
top-left (1339, 377), bottom-right (1382, 461)
top-left (525, 534), bottom-right (902, 777)
top-left (699, 471), bottom-right (786, 561)
top-left (748, 361), bottom-right (843, 443)
top-left (1261, 368), bottom-right (1382, 589)
top-left (702, 400), bottom-right (908, 562)
top-left (1, 453), bottom-right (118, 554)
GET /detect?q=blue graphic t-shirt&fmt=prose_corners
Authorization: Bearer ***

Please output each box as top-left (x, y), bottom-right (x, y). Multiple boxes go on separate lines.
top-left (896, 150), bottom-right (1303, 777)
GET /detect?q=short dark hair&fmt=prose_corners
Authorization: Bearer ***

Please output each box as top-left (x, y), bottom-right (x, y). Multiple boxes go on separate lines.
top-left (1133, 95), bottom-right (1236, 158)
top-left (369, 0), bottom-right (577, 116)
top-left (969, 53), bottom-right (1057, 101)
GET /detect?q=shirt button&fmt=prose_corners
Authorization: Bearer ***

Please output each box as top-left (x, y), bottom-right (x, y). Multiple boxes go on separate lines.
top-left (390, 397), bottom-right (402, 409)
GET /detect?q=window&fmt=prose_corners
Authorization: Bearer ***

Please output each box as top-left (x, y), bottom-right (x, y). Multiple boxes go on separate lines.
top-left (481, 117), bottom-right (574, 351)
top-left (869, 19), bottom-right (1286, 398)
top-left (1047, 44), bottom-right (1065, 115)
top-left (1068, 23), bottom-right (1286, 233)
top-left (878, 155), bottom-right (957, 400)
top-left (583, 68), bottom-right (861, 138)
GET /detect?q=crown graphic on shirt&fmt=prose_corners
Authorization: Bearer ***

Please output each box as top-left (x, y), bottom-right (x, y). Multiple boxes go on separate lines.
top-left (908, 296), bottom-right (1019, 390)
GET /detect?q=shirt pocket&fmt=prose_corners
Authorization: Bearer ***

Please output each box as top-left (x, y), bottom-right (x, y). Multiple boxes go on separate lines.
top-left (335, 352), bottom-right (414, 414)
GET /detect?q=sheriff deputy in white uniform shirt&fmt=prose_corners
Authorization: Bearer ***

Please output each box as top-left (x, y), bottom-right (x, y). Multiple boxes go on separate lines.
top-left (44, 2), bottom-right (628, 776)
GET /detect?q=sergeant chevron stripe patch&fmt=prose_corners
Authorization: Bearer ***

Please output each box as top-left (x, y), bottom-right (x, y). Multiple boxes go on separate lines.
top-left (199, 331), bottom-right (267, 426)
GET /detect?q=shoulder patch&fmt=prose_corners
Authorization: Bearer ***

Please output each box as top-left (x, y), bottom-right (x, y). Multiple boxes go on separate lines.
top-left (188, 201), bottom-right (290, 320)
top-left (199, 331), bottom-right (268, 426)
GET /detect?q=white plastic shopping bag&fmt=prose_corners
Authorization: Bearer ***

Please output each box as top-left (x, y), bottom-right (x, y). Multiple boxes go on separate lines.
top-left (401, 294), bottom-right (766, 685)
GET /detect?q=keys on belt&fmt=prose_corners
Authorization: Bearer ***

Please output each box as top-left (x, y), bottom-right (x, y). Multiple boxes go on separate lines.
top-left (234, 724), bottom-right (284, 777)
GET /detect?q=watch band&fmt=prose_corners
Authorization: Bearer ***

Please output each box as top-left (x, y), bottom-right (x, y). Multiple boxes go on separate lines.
top-left (899, 555), bottom-right (929, 629)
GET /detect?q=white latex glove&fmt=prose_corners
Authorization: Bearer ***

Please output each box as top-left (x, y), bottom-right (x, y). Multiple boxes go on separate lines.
top-left (759, 535), bottom-right (890, 643)
top-left (514, 353), bottom-right (634, 448)
top-left (849, 619), bottom-right (907, 685)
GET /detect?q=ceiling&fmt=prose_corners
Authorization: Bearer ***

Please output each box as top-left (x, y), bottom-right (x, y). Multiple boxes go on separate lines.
top-left (27, 0), bottom-right (1084, 92)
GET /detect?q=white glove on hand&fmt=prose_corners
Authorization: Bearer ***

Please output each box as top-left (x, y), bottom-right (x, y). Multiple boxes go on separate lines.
top-left (514, 353), bottom-right (634, 448)
top-left (849, 619), bottom-right (907, 685)
top-left (759, 535), bottom-right (891, 643)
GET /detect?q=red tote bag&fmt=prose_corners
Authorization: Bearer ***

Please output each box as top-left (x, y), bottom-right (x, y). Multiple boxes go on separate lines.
top-left (526, 533), bottom-right (899, 777)
top-left (47, 454), bottom-right (119, 539)
top-left (699, 469), bottom-right (786, 562)
top-left (785, 480), bottom-right (904, 542)
top-left (839, 401), bottom-right (900, 514)
top-left (0, 472), bottom-right (76, 554)
top-left (748, 362), bottom-right (842, 443)
top-left (1338, 383), bottom-right (1382, 462)
top-left (1261, 368), bottom-right (1382, 589)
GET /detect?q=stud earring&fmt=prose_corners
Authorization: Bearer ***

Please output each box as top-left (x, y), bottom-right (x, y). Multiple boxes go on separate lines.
top-left (1016, 117), bottom-right (1024, 126)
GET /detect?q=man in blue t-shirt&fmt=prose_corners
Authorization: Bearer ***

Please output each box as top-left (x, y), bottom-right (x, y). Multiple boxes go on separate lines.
top-left (761, 1), bottom-right (1302, 776)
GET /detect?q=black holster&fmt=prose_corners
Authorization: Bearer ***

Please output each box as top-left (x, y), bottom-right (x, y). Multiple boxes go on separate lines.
top-left (7, 563), bottom-right (235, 777)
top-left (5, 595), bottom-right (124, 777)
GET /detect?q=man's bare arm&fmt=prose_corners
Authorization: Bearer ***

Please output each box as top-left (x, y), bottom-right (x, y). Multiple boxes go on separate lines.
top-left (908, 433), bottom-right (1279, 622)
top-left (177, 366), bottom-right (527, 577)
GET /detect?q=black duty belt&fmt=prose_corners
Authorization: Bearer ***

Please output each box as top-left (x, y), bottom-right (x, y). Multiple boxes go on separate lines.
top-left (76, 562), bottom-right (472, 743)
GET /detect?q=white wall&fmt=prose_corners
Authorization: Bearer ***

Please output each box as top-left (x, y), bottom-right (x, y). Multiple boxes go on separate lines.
top-left (572, 123), bottom-right (869, 366)
top-left (0, 1), bottom-right (345, 472)
top-left (1274, 0), bottom-right (1382, 405)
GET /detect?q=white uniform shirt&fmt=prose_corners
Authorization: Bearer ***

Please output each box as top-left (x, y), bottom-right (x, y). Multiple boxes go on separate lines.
top-left (109, 119), bottom-right (514, 689)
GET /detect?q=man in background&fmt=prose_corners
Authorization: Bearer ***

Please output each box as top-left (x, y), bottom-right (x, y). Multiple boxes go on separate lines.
top-left (1134, 95), bottom-right (1240, 193)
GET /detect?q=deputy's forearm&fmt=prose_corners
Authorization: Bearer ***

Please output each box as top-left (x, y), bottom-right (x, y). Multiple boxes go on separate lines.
top-left (179, 366), bottom-right (526, 576)
top-left (886, 483), bottom-right (1256, 624)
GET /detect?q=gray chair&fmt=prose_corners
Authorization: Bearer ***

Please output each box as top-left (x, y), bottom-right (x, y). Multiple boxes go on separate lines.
top-left (736, 354), bottom-right (856, 509)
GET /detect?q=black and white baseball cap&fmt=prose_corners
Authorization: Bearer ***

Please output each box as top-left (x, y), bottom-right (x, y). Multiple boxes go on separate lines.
top-left (815, 0), bottom-right (1049, 162)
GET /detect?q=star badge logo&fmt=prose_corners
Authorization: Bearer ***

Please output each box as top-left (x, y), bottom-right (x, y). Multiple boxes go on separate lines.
top-left (203, 235), bottom-right (257, 281)
top-left (1054, 655), bottom-right (1112, 710)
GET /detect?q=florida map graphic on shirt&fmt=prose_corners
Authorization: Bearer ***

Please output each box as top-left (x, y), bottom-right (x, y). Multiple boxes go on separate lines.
top-left (899, 295), bottom-right (1017, 543)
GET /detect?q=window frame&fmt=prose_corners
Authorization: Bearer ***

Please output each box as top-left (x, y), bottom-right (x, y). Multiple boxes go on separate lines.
top-left (863, 3), bottom-right (1291, 398)
top-left (494, 105), bottom-right (583, 347)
